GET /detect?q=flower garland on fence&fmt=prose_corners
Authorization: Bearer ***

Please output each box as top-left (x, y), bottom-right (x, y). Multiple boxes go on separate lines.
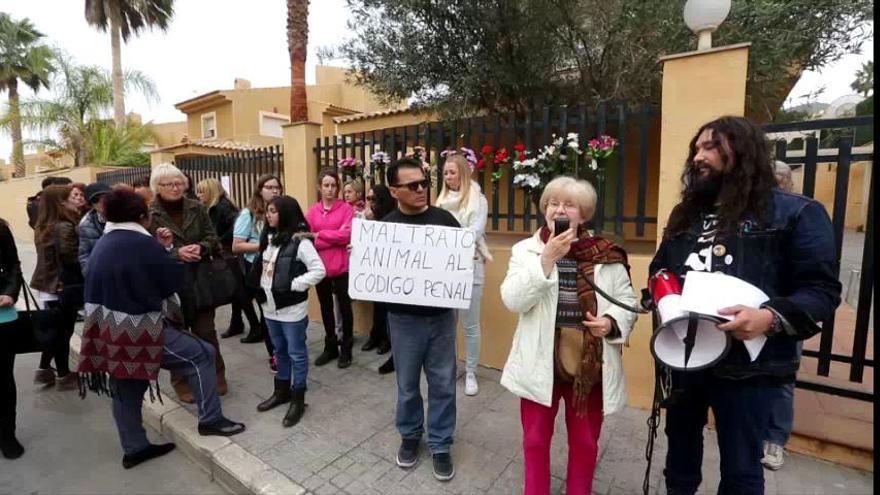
top-left (338, 156), bottom-right (364, 181)
top-left (511, 133), bottom-right (618, 200)
top-left (367, 151), bottom-right (391, 182)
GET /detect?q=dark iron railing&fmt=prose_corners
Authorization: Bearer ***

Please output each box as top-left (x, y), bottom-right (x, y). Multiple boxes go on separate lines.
top-left (95, 166), bottom-right (151, 187)
top-left (315, 102), bottom-right (659, 238)
top-left (174, 145), bottom-right (284, 209)
top-left (766, 116), bottom-right (874, 402)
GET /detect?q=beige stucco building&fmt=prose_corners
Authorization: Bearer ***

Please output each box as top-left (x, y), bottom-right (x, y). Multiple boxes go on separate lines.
top-left (149, 66), bottom-right (407, 165)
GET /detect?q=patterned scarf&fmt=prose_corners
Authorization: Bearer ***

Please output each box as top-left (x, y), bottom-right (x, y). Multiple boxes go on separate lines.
top-left (541, 226), bottom-right (629, 414)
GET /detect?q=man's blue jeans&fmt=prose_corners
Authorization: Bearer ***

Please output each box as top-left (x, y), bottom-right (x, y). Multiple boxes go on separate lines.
top-left (265, 317), bottom-right (310, 390)
top-left (766, 342), bottom-right (801, 447)
top-left (388, 310), bottom-right (457, 454)
top-left (664, 370), bottom-right (770, 495)
top-left (111, 324), bottom-right (223, 456)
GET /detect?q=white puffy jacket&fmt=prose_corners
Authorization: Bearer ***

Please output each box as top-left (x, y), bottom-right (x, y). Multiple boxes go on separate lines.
top-left (499, 231), bottom-right (638, 414)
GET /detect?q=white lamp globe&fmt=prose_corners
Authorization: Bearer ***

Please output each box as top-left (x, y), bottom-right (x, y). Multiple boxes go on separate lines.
top-left (684, 0), bottom-right (731, 49)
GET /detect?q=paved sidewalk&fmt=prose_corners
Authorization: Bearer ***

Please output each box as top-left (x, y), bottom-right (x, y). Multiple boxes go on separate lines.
top-left (167, 304), bottom-right (873, 495)
top-left (9, 237), bottom-right (874, 494)
top-left (0, 353), bottom-right (226, 495)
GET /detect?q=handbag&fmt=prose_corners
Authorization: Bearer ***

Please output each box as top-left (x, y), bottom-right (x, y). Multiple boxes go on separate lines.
top-left (190, 255), bottom-right (238, 311)
top-left (7, 276), bottom-right (61, 355)
top-left (554, 326), bottom-right (585, 383)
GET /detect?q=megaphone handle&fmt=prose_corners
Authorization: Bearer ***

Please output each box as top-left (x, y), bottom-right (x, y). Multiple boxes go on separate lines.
top-left (682, 314), bottom-right (699, 367)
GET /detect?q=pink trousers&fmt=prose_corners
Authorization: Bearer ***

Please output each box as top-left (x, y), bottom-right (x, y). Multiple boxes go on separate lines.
top-left (521, 383), bottom-right (603, 495)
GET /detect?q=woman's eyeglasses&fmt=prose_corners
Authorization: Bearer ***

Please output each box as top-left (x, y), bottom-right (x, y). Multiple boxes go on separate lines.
top-left (392, 179), bottom-right (430, 192)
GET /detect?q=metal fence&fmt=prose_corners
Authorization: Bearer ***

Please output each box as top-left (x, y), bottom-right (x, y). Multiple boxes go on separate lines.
top-left (315, 102), bottom-right (659, 237)
top-left (95, 166), bottom-right (151, 187)
top-left (174, 146), bottom-right (284, 209)
top-left (765, 115), bottom-right (874, 402)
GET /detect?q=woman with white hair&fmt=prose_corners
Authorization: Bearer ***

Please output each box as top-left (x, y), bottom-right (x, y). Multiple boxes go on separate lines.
top-left (499, 176), bottom-right (638, 495)
top-left (149, 163), bottom-right (228, 402)
top-left (436, 152), bottom-right (493, 396)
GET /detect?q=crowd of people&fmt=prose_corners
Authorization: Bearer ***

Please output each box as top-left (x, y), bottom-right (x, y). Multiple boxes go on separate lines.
top-left (0, 115), bottom-right (840, 495)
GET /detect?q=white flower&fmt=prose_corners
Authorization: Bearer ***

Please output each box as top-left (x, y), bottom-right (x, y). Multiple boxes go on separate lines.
top-left (553, 137), bottom-right (564, 147)
top-left (567, 132), bottom-right (579, 142)
top-left (546, 145), bottom-right (556, 156)
top-left (525, 174), bottom-right (541, 188)
top-left (513, 174), bottom-right (528, 186)
top-left (590, 158), bottom-right (598, 171)
top-left (524, 158), bottom-right (537, 168)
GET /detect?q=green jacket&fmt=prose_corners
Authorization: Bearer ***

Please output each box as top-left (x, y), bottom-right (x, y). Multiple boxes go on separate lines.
top-left (149, 197), bottom-right (219, 259)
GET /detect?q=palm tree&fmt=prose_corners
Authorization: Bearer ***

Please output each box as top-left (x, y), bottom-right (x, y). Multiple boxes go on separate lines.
top-left (287, 0), bottom-right (309, 122)
top-left (85, 0), bottom-right (173, 130)
top-left (850, 61), bottom-right (873, 97)
top-left (12, 56), bottom-right (157, 168)
top-left (0, 13), bottom-right (55, 178)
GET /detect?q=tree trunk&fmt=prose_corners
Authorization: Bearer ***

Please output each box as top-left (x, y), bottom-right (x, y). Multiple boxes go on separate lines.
top-left (8, 79), bottom-right (25, 178)
top-left (111, 19), bottom-right (126, 129)
top-left (287, 0), bottom-right (309, 122)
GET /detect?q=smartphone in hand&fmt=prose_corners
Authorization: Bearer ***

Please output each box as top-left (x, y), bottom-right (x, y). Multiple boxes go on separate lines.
top-left (554, 217), bottom-right (570, 237)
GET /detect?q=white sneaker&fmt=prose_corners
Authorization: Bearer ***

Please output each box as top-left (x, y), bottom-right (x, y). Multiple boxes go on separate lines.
top-left (465, 372), bottom-right (479, 396)
top-left (761, 442), bottom-right (785, 470)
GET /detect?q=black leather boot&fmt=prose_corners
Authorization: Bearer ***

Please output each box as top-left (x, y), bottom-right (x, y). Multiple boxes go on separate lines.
top-left (314, 338), bottom-right (339, 366)
top-left (256, 378), bottom-right (291, 412)
top-left (239, 325), bottom-right (265, 344)
top-left (338, 339), bottom-right (353, 369)
top-left (0, 426), bottom-right (24, 460)
top-left (283, 388), bottom-right (307, 428)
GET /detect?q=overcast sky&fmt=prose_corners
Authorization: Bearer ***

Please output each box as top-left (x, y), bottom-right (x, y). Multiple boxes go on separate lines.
top-left (0, 1), bottom-right (873, 162)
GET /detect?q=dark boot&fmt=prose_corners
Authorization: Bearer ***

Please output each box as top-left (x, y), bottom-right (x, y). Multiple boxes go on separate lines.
top-left (257, 378), bottom-right (291, 412)
top-left (378, 356), bottom-right (395, 375)
top-left (239, 325), bottom-right (265, 344)
top-left (338, 339), bottom-right (353, 369)
top-left (314, 338), bottom-right (339, 367)
top-left (361, 337), bottom-right (379, 352)
top-left (0, 427), bottom-right (24, 460)
top-left (220, 322), bottom-right (244, 339)
top-left (377, 340), bottom-right (392, 355)
top-left (283, 388), bottom-right (306, 428)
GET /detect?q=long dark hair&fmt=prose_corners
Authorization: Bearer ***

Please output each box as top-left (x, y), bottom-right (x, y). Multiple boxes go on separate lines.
top-left (369, 184), bottom-right (396, 220)
top-left (665, 116), bottom-right (776, 237)
top-left (247, 174), bottom-right (283, 224)
top-left (34, 185), bottom-right (79, 246)
top-left (259, 195), bottom-right (310, 251)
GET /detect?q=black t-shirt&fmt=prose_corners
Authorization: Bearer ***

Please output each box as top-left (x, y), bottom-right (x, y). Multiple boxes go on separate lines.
top-left (382, 206), bottom-right (461, 316)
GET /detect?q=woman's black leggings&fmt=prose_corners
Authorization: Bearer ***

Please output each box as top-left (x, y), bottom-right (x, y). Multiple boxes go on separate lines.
top-left (38, 301), bottom-right (78, 376)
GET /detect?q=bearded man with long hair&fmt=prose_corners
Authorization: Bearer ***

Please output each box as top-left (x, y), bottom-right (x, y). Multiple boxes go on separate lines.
top-left (650, 116), bottom-right (841, 494)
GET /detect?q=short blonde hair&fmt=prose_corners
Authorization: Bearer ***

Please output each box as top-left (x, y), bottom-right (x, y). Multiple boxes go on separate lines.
top-left (539, 176), bottom-right (598, 220)
top-left (344, 178), bottom-right (364, 197)
top-left (197, 178), bottom-right (225, 208)
top-left (150, 163), bottom-right (186, 194)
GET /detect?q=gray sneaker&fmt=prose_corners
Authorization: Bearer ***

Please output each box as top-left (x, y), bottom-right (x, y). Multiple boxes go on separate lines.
top-left (761, 442), bottom-right (785, 470)
top-left (432, 453), bottom-right (454, 481)
top-left (396, 438), bottom-right (420, 468)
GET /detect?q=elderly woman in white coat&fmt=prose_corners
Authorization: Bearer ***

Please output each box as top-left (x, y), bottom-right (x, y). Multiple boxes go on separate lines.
top-left (500, 176), bottom-right (637, 495)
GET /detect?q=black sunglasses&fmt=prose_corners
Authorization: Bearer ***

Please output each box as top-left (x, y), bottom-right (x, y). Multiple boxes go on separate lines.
top-left (392, 179), bottom-right (431, 192)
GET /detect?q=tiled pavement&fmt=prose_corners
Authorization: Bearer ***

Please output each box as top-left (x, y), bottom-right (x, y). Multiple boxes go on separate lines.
top-left (159, 305), bottom-right (873, 495)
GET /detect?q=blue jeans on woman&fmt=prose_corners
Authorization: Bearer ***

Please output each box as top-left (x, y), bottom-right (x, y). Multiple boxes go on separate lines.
top-left (265, 317), bottom-right (310, 390)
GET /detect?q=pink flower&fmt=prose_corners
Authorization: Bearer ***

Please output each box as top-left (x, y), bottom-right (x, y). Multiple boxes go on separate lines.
top-left (588, 139), bottom-right (601, 149)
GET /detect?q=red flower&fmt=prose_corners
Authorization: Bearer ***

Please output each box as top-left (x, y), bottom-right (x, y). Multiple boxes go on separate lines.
top-left (494, 148), bottom-right (510, 164)
top-left (481, 144), bottom-right (494, 155)
top-left (514, 143), bottom-right (526, 153)
top-left (476, 158), bottom-right (487, 170)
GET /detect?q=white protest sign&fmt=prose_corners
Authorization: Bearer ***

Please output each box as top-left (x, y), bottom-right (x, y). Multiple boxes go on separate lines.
top-left (220, 176), bottom-right (232, 195)
top-left (348, 218), bottom-right (476, 309)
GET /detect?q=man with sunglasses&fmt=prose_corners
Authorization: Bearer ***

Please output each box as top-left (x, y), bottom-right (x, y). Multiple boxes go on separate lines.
top-left (383, 158), bottom-right (461, 482)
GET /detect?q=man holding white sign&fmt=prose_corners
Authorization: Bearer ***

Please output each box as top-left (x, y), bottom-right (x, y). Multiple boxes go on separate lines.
top-left (356, 158), bottom-right (465, 482)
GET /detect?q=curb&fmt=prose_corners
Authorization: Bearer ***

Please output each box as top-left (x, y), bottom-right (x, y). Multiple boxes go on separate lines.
top-left (70, 333), bottom-right (308, 495)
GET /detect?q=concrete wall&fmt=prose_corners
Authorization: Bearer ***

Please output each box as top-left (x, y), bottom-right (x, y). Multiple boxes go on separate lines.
top-left (0, 166), bottom-right (91, 241)
top-left (186, 101), bottom-right (234, 141)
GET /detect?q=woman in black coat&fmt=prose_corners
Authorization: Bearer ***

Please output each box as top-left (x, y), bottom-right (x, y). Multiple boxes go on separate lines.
top-left (196, 179), bottom-right (262, 339)
top-left (0, 217), bottom-right (24, 459)
top-left (360, 185), bottom-right (397, 374)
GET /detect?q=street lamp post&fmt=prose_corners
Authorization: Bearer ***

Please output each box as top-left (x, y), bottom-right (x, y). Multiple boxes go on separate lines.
top-left (683, 0), bottom-right (731, 50)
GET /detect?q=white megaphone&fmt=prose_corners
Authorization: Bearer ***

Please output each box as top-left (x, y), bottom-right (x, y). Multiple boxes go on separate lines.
top-left (649, 270), bottom-right (731, 371)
